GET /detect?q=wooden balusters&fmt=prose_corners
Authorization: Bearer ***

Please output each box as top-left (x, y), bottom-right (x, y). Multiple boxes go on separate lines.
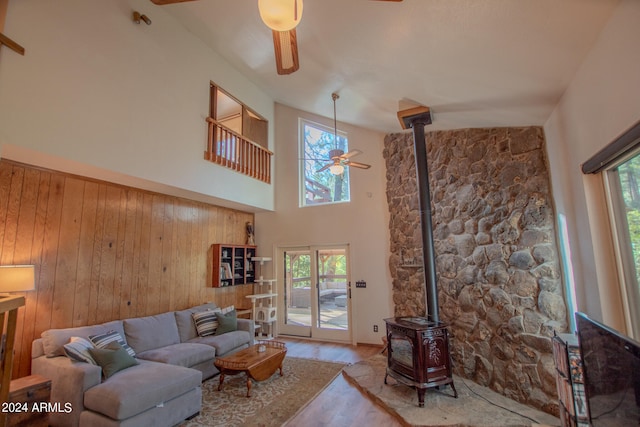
top-left (205, 118), bottom-right (273, 184)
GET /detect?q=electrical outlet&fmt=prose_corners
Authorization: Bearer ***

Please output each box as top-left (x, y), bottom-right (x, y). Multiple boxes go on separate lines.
top-left (373, 324), bottom-right (378, 332)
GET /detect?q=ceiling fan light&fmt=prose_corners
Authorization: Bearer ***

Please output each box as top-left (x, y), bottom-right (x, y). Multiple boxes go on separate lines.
top-left (259, 0), bottom-right (303, 31)
top-left (329, 164), bottom-right (345, 175)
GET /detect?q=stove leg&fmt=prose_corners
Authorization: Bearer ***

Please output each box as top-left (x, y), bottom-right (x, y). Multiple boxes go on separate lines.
top-left (450, 381), bottom-right (458, 398)
top-left (417, 388), bottom-right (425, 407)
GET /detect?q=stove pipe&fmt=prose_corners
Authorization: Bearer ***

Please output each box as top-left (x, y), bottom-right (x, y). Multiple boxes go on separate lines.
top-left (397, 107), bottom-right (439, 322)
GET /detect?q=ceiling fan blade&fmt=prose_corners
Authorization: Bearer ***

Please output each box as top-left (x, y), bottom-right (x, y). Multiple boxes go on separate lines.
top-left (150, 0), bottom-right (198, 4)
top-left (346, 161), bottom-right (371, 169)
top-left (316, 163), bottom-right (333, 172)
top-left (340, 149), bottom-right (363, 160)
top-left (273, 29), bottom-right (299, 75)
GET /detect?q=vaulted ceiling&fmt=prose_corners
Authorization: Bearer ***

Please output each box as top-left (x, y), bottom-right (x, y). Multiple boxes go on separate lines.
top-left (154, 0), bottom-right (619, 133)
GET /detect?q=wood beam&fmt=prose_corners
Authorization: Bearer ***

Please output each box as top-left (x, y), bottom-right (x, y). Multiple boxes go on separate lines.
top-left (0, 0), bottom-right (7, 33)
top-left (0, 0), bottom-right (25, 56)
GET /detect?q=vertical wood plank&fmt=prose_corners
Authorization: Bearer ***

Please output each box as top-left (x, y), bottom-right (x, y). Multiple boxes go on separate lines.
top-left (87, 184), bottom-right (107, 326)
top-left (146, 195), bottom-right (165, 315)
top-left (96, 186), bottom-right (121, 324)
top-left (173, 203), bottom-right (190, 310)
top-left (32, 173), bottom-right (65, 337)
top-left (23, 170), bottom-right (52, 377)
top-left (0, 166), bottom-right (25, 265)
top-left (135, 193), bottom-right (153, 316)
top-left (159, 199), bottom-right (174, 314)
top-left (202, 207), bottom-right (214, 301)
top-left (51, 177), bottom-right (85, 328)
top-left (128, 191), bottom-right (144, 318)
top-left (197, 206), bottom-right (208, 306)
top-left (0, 162), bottom-right (14, 261)
top-left (73, 181), bottom-right (99, 327)
top-left (186, 206), bottom-right (197, 307)
top-left (119, 190), bottom-right (139, 320)
top-left (11, 167), bottom-right (40, 376)
top-left (111, 188), bottom-right (128, 320)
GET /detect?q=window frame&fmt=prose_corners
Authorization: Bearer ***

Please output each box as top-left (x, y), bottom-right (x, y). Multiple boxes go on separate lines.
top-left (583, 120), bottom-right (640, 338)
top-left (298, 118), bottom-right (351, 207)
top-left (603, 150), bottom-right (640, 338)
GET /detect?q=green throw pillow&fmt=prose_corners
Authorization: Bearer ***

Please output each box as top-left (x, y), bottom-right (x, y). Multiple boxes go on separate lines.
top-left (88, 341), bottom-right (138, 378)
top-left (215, 309), bottom-right (238, 335)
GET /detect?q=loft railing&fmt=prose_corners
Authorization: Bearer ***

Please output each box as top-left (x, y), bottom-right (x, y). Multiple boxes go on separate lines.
top-left (204, 117), bottom-right (273, 184)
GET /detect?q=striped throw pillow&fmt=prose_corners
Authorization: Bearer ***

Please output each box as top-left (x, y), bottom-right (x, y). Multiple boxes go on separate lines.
top-left (89, 330), bottom-right (136, 358)
top-left (63, 336), bottom-right (97, 365)
top-left (192, 310), bottom-right (220, 337)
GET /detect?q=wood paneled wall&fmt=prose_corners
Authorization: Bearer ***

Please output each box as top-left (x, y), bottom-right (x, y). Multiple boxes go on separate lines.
top-left (0, 160), bottom-right (255, 378)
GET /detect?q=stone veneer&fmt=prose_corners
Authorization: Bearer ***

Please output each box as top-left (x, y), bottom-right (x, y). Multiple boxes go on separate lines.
top-left (384, 127), bottom-right (566, 415)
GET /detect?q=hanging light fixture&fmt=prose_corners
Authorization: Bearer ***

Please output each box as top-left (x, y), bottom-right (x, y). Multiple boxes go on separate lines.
top-left (329, 163), bottom-right (344, 175)
top-left (258, 0), bottom-right (303, 31)
top-left (315, 94), bottom-right (370, 175)
top-left (330, 93), bottom-right (344, 175)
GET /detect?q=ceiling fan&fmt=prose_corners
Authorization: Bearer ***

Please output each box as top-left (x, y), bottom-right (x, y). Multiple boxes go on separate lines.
top-left (150, 0), bottom-right (402, 75)
top-left (317, 148), bottom-right (371, 175)
top-left (316, 93), bottom-right (371, 175)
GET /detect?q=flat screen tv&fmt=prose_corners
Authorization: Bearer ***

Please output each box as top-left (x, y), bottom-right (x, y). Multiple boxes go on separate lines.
top-left (576, 312), bottom-right (640, 426)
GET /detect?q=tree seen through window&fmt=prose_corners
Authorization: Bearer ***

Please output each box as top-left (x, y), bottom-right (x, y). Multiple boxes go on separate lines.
top-left (301, 120), bottom-right (350, 206)
top-left (617, 154), bottom-right (640, 279)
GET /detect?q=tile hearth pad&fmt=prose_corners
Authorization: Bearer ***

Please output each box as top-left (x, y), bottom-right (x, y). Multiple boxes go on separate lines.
top-left (342, 355), bottom-right (560, 427)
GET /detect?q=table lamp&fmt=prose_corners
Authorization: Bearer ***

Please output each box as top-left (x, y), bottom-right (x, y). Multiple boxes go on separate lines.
top-left (0, 265), bottom-right (35, 295)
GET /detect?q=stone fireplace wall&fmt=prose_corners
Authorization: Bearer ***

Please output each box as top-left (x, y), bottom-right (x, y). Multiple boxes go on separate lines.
top-left (384, 127), bottom-right (566, 414)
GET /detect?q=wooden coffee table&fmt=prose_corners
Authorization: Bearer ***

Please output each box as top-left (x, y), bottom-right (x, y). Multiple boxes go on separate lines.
top-left (214, 340), bottom-right (287, 397)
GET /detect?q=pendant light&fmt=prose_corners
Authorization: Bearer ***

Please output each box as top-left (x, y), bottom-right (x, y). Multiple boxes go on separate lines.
top-left (258, 0), bottom-right (303, 31)
top-left (329, 93), bottom-right (345, 175)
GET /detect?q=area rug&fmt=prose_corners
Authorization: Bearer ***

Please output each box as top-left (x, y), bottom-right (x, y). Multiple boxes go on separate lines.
top-left (181, 357), bottom-right (346, 427)
top-left (342, 354), bottom-right (560, 427)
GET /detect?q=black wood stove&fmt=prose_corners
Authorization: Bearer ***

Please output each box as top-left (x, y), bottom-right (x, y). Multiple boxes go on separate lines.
top-left (384, 317), bottom-right (457, 407)
top-left (385, 107), bottom-right (457, 407)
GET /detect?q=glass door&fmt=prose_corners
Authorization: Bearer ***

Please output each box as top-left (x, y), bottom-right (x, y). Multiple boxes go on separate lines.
top-left (280, 248), bottom-right (312, 337)
top-left (277, 245), bottom-right (351, 342)
top-left (313, 247), bottom-right (350, 341)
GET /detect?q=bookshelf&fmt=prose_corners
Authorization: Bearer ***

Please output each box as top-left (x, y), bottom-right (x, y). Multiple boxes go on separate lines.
top-left (211, 244), bottom-right (256, 287)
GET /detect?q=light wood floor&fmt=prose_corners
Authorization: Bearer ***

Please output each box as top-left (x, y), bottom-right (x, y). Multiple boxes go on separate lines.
top-left (276, 336), bottom-right (403, 427)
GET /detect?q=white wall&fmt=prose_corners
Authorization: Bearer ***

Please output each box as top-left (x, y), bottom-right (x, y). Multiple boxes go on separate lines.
top-left (255, 103), bottom-right (392, 345)
top-left (0, 0), bottom-right (274, 212)
top-left (544, 0), bottom-right (640, 333)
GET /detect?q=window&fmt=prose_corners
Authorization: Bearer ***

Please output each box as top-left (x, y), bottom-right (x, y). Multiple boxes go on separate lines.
top-left (584, 120), bottom-right (640, 338)
top-left (299, 119), bottom-right (350, 206)
top-left (605, 151), bottom-right (640, 337)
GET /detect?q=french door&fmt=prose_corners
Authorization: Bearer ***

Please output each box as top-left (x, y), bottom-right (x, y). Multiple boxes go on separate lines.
top-left (277, 245), bottom-right (352, 342)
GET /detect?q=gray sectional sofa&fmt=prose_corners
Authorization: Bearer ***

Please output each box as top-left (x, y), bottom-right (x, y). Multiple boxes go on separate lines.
top-left (31, 303), bottom-right (254, 427)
